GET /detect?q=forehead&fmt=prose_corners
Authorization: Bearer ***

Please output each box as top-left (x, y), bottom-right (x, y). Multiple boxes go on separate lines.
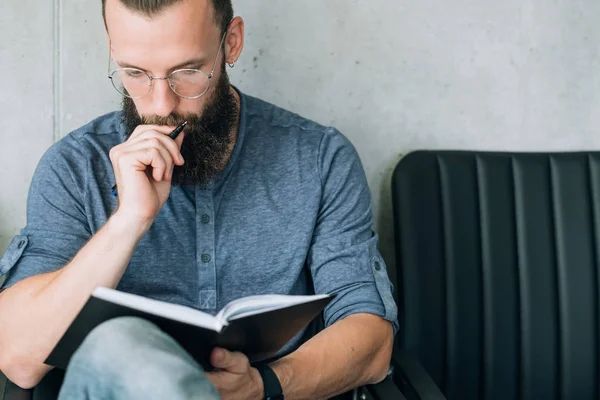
top-left (105, 0), bottom-right (220, 61)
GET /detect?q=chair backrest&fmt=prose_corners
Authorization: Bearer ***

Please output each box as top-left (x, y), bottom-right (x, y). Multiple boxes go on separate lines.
top-left (391, 150), bottom-right (600, 400)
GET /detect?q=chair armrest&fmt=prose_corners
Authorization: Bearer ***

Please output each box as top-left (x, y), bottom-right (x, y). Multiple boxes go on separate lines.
top-left (0, 372), bottom-right (32, 400)
top-left (391, 348), bottom-right (446, 400)
top-left (366, 375), bottom-right (408, 400)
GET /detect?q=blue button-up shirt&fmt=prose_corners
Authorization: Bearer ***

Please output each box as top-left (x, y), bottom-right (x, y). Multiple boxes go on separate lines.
top-left (0, 90), bottom-right (398, 355)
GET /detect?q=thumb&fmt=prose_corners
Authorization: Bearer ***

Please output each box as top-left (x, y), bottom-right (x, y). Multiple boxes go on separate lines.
top-left (211, 348), bottom-right (249, 374)
top-left (175, 131), bottom-right (185, 149)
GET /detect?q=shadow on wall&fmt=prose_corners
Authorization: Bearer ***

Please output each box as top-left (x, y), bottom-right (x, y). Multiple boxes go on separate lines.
top-left (376, 152), bottom-right (406, 296)
top-left (0, 212), bottom-right (13, 253)
top-left (0, 211), bottom-right (14, 286)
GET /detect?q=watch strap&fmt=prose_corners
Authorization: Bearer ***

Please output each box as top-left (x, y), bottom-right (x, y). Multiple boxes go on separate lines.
top-left (255, 363), bottom-right (284, 400)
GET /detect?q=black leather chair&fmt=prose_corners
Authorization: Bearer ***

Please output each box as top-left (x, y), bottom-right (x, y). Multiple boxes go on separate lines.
top-left (392, 150), bottom-right (600, 400)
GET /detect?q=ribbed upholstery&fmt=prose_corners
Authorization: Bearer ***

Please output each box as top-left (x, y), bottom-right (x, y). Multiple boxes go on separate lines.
top-left (392, 151), bottom-right (600, 400)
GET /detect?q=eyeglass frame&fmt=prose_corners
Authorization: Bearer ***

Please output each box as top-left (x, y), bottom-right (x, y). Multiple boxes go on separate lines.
top-left (107, 28), bottom-right (229, 100)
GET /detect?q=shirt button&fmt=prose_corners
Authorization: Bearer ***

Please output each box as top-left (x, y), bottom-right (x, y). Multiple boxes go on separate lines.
top-left (374, 261), bottom-right (382, 271)
top-left (201, 214), bottom-right (210, 224)
top-left (201, 254), bottom-right (211, 263)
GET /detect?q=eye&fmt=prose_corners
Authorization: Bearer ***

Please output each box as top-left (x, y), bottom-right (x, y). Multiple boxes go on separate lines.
top-left (181, 69), bottom-right (200, 75)
top-left (125, 69), bottom-right (144, 77)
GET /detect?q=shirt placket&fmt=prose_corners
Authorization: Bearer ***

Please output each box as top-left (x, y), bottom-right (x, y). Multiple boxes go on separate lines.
top-left (196, 182), bottom-right (217, 310)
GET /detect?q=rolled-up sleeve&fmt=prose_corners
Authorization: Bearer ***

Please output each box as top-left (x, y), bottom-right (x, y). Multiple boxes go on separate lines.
top-left (308, 128), bottom-right (398, 332)
top-left (0, 138), bottom-right (91, 290)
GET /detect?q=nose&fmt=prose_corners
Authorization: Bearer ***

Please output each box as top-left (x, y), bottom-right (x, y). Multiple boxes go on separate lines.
top-left (150, 78), bottom-right (179, 118)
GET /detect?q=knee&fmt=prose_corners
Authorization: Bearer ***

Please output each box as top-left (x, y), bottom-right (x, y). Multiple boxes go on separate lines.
top-left (62, 317), bottom-right (217, 399)
top-left (67, 316), bottom-right (158, 375)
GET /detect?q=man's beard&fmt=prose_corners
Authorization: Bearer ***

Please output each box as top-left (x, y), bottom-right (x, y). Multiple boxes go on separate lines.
top-left (121, 67), bottom-right (239, 186)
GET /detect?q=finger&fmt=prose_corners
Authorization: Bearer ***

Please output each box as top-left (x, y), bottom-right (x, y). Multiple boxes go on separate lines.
top-left (121, 146), bottom-right (168, 182)
top-left (128, 139), bottom-right (174, 181)
top-left (146, 147), bottom-right (169, 182)
top-left (211, 348), bottom-right (250, 374)
top-left (128, 124), bottom-right (177, 141)
top-left (174, 130), bottom-right (185, 149)
top-left (204, 371), bottom-right (227, 395)
top-left (127, 130), bottom-right (184, 166)
top-left (174, 132), bottom-right (185, 164)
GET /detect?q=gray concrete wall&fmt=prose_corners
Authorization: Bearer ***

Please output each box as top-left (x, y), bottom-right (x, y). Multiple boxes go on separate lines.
top-left (1, 1), bottom-right (55, 254)
top-left (2, 0), bottom-right (600, 277)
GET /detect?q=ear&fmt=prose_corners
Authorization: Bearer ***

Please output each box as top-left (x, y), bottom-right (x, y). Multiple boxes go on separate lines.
top-left (224, 16), bottom-right (244, 65)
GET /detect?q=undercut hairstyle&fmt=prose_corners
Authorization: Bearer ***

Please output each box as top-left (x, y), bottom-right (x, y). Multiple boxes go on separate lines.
top-left (101, 0), bottom-right (233, 33)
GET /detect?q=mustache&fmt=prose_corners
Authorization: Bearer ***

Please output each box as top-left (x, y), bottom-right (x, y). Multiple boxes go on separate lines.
top-left (138, 113), bottom-right (196, 127)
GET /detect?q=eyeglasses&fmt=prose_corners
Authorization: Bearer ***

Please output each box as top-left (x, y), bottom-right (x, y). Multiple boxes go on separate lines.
top-left (107, 30), bottom-right (228, 99)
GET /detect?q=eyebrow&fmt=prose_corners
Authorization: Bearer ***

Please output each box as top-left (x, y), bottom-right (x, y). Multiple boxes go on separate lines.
top-left (115, 57), bottom-right (209, 71)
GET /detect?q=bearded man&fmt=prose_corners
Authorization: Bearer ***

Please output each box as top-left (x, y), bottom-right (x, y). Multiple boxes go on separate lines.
top-left (0, 1), bottom-right (397, 399)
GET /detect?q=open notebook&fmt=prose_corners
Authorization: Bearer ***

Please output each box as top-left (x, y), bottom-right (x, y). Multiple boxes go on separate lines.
top-left (45, 287), bottom-right (334, 370)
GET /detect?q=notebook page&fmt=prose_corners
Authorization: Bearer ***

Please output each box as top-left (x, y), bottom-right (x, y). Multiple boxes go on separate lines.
top-left (217, 294), bottom-right (331, 323)
top-left (93, 287), bottom-right (220, 331)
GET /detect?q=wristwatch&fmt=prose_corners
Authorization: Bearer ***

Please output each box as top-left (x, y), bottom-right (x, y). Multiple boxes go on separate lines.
top-left (255, 363), bottom-right (284, 400)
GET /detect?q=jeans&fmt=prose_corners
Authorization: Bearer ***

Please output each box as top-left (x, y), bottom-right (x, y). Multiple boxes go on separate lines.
top-left (57, 316), bottom-right (220, 400)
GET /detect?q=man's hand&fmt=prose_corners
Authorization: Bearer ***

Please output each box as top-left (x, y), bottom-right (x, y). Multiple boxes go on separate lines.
top-left (205, 348), bottom-right (265, 400)
top-left (109, 125), bottom-right (185, 226)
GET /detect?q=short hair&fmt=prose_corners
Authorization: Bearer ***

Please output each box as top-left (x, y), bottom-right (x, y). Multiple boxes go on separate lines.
top-left (101, 0), bottom-right (233, 33)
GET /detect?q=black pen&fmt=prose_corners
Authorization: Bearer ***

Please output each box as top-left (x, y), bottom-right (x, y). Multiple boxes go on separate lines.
top-left (167, 120), bottom-right (188, 140)
top-left (112, 121), bottom-right (188, 196)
